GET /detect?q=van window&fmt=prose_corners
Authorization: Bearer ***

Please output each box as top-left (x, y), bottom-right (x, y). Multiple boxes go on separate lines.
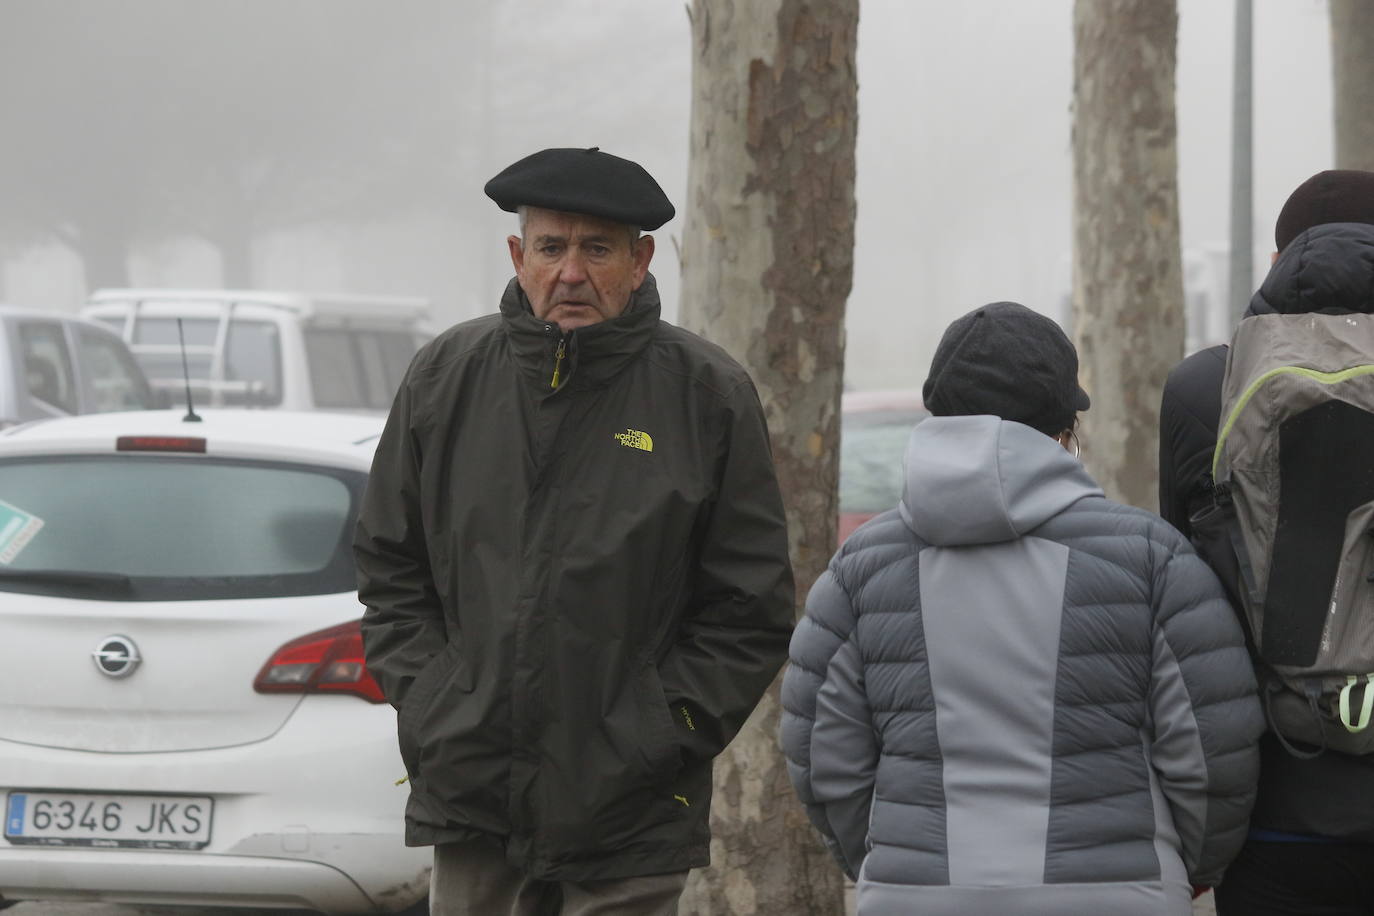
top-left (19, 322), bottom-right (77, 414)
top-left (225, 320), bottom-right (282, 406)
top-left (133, 317), bottom-right (218, 346)
top-left (90, 316), bottom-right (126, 334)
top-left (303, 328), bottom-right (419, 410)
top-left (76, 328), bottom-right (153, 412)
top-left (303, 328), bottom-right (366, 408)
top-left (129, 316), bottom-right (284, 407)
top-left (132, 317), bottom-right (217, 385)
top-left (357, 330), bottom-right (420, 407)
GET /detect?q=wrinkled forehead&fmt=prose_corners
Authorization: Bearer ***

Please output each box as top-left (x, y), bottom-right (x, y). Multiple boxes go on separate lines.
top-left (520, 206), bottom-right (639, 243)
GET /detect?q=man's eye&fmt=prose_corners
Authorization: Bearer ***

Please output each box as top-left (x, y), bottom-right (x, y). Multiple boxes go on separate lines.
top-left (539, 245), bottom-right (562, 256)
top-left (587, 246), bottom-right (610, 257)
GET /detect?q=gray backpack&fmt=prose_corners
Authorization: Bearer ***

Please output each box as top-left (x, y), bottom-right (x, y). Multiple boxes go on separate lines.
top-left (1193, 311), bottom-right (1374, 756)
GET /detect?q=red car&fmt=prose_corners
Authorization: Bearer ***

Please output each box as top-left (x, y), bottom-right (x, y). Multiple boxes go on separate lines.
top-left (838, 389), bottom-right (929, 543)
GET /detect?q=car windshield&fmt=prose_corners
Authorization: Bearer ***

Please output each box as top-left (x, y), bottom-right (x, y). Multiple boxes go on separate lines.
top-left (0, 456), bottom-right (363, 600)
top-left (839, 407), bottom-right (928, 514)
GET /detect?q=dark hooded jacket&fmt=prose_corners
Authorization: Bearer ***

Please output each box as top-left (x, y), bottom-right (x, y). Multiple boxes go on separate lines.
top-left (1158, 221), bottom-right (1374, 841)
top-left (355, 274), bottom-right (795, 880)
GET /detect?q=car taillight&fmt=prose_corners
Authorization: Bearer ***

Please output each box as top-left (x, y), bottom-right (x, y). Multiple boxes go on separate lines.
top-left (254, 620), bottom-right (385, 704)
top-left (116, 435), bottom-right (206, 453)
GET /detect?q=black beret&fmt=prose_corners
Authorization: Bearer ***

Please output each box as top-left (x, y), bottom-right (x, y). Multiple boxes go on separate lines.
top-left (922, 301), bottom-right (1090, 437)
top-left (484, 147), bottom-right (675, 231)
top-left (1275, 169), bottom-right (1374, 251)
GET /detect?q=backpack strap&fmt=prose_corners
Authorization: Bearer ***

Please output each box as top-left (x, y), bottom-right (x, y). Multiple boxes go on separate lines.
top-left (1339, 674), bottom-right (1374, 733)
top-left (1264, 681), bottom-right (1327, 760)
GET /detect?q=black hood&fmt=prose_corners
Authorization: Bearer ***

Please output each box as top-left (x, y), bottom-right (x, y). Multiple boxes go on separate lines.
top-left (1249, 222), bottom-right (1374, 318)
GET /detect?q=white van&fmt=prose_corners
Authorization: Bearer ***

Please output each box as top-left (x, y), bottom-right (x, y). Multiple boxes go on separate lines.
top-left (0, 305), bottom-right (153, 428)
top-left (82, 289), bottom-right (433, 412)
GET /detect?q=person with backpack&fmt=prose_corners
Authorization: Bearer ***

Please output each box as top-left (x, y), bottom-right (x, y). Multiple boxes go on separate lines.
top-left (1159, 169), bottom-right (1374, 915)
top-left (784, 301), bottom-right (1263, 915)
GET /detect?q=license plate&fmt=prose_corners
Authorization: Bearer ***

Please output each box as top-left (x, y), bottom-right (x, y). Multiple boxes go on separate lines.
top-left (4, 791), bottom-right (213, 849)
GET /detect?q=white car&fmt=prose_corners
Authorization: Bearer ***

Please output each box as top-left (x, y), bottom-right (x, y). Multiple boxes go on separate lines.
top-left (0, 409), bottom-right (429, 912)
top-left (0, 306), bottom-right (153, 428)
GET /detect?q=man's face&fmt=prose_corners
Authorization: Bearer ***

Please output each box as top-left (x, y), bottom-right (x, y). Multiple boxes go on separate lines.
top-left (508, 208), bottom-right (655, 331)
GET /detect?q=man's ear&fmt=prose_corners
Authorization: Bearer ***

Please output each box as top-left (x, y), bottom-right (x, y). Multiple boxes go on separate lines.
top-left (508, 235), bottom-right (525, 276)
top-left (632, 235), bottom-right (655, 289)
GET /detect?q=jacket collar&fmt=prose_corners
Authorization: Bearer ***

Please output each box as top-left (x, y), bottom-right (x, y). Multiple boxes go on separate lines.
top-left (500, 274), bottom-right (661, 390)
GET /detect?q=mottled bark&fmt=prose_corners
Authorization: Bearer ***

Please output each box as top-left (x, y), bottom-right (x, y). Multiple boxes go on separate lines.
top-left (1072, 0), bottom-right (1184, 509)
top-left (1331, 0), bottom-right (1374, 170)
top-left (677, 0), bottom-right (856, 912)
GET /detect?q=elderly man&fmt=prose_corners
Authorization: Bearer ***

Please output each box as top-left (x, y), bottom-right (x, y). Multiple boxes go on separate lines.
top-left (355, 147), bottom-right (795, 915)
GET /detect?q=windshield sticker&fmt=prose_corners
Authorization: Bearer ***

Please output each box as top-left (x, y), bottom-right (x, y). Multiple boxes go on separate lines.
top-left (0, 499), bottom-right (44, 565)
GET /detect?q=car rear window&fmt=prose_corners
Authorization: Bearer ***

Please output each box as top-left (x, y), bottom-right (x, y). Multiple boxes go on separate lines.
top-left (0, 456), bottom-right (364, 600)
top-left (840, 408), bottom-right (929, 514)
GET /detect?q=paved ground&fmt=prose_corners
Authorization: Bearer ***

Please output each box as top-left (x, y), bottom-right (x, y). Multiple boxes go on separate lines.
top-left (9, 908), bottom-right (223, 916)
top-left (8, 888), bottom-right (1221, 915)
top-left (8, 908), bottom-right (299, 916)
top-left (844, 882), bottom-right (1218, 915)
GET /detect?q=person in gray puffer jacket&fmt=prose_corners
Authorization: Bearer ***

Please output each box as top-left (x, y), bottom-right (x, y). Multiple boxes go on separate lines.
top-left (782, 301), bottom-right (1264, 915)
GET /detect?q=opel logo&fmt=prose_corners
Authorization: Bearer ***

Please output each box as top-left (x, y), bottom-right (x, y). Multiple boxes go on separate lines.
top-left (92, 635), bottom-right (141, 679)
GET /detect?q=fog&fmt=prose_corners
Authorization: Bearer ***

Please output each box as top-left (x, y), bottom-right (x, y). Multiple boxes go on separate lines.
top-left (0, 0), bottom-right (1336, 391)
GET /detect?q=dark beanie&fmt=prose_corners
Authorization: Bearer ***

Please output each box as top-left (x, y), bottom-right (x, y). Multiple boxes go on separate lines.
top-left (1275, 169), bottom-right (1374, 251)
top-left (922, 302), bottom-right (1090, 436)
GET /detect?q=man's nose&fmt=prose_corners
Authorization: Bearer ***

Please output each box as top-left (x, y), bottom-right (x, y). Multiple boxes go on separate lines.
top-left (557, 250), bottom-right (588, 284)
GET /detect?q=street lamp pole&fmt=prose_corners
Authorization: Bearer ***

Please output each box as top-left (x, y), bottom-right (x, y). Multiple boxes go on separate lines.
top-left (1229, 0), bottom-right (1254, 326)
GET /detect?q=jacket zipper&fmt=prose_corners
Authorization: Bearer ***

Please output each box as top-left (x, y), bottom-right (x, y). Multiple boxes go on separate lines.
top-left (550, 337), bottom-right (567, 389)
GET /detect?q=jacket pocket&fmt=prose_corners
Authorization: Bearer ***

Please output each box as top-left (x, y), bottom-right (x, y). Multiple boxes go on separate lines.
top-left (397, 642), bottom-right (472, 777)
top-left (633, 662), bottom-right (682, 779)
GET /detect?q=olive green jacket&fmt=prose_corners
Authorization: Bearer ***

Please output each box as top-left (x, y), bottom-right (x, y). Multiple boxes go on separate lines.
top-left (356, 274), bottom-right (794, 880)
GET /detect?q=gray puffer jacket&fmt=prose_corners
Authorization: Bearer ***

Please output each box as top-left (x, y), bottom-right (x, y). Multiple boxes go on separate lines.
top-left (782, 415), bottom-right (1263, 915)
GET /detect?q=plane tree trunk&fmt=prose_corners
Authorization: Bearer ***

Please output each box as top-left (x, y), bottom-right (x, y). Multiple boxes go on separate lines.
top-left (1072, 0), bottom-right (1185, 508)
top-left (676, 0), bottom-right (858, 912)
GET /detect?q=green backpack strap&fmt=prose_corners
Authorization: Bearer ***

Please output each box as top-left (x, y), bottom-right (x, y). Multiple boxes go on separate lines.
top-left (1339, 674), bottom-right (1374, 733)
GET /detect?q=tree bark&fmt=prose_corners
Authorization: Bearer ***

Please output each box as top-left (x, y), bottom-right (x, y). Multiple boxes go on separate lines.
top-left (1331, 0), bottom-right (1374, 170)
top-left (677, 1), bottom-right (856, 912)
top-left (1072, 0), bottom-right (1184, 509)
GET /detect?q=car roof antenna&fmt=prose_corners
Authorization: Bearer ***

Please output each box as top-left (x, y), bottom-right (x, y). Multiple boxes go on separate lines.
top-left (176, 318), bottom-right (202, 423)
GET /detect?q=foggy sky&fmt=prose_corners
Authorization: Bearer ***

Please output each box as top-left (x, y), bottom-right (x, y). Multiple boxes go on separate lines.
top-left (0, 0), bottom-right (1338, 392)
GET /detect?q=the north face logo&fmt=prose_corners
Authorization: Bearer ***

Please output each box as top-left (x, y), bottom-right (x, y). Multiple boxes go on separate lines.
top-left (613, 428), bottom-right (653, 452)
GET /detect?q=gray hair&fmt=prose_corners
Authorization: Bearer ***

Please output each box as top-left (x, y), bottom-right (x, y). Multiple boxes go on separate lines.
top-left (517, 205), bottom-right (641, 249)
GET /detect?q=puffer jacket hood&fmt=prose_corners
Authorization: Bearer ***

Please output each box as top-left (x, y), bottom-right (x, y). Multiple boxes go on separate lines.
top-left (1249, 221), bottom-right (1374, 318)
top-left (900, 415), bottom-right (1102, 546)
